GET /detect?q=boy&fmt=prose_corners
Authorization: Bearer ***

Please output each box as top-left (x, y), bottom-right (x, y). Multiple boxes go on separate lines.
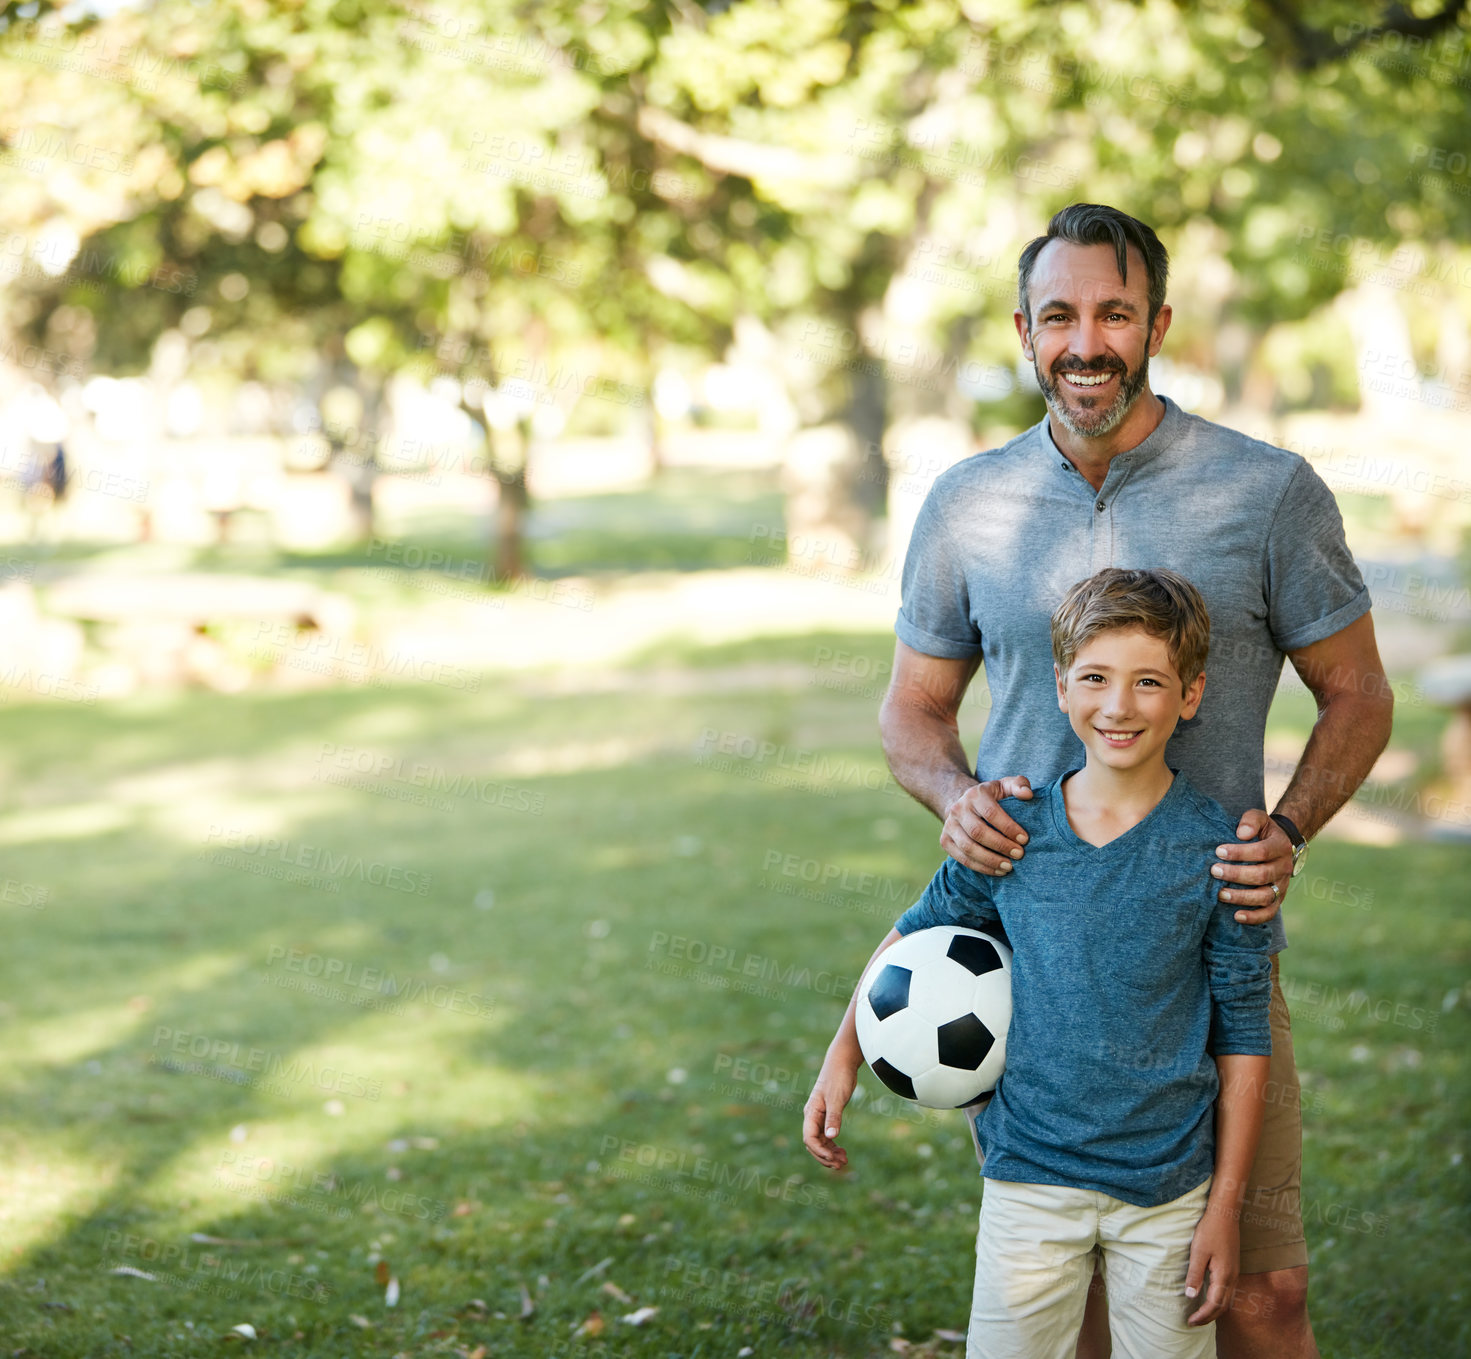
top-left (803, 567), bottom-right (1273, 1358)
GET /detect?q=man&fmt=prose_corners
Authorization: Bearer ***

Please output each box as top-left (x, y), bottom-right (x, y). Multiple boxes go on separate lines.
top-left (879, 203), bottom-right (1393, 1359)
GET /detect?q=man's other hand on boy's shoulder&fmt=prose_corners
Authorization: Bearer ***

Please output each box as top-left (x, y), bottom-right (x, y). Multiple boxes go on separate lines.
top-left (941, 775), bottom-right (1035, 876)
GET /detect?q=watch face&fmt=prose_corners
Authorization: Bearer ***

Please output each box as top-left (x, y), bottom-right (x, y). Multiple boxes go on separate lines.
top-left (1291, 842), bottom-right (1309, 877)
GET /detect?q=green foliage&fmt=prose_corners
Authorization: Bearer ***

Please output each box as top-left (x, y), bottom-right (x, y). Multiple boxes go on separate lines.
top-left (3, 0), bottom-right (1469, 399)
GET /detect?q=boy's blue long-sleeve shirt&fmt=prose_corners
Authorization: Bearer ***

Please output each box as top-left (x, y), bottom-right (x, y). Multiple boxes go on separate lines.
top-left (894, 770), bottom-right (1272, 1208)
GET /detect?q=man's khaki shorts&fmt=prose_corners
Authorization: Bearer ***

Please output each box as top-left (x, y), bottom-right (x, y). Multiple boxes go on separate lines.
top-left (963, 954), bottom-right (1308, 1277)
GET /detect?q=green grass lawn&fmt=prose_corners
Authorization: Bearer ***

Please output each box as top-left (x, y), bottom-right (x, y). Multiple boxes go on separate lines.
top-left (0, 630), bottom-right (1467, 1358)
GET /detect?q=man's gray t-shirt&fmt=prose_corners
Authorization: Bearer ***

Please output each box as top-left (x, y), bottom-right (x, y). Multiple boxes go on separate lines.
top-left (895, 396), bottom-right (1372, 954)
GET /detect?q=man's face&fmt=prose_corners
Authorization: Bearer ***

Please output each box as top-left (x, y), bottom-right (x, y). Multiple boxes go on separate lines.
top-left (1014, 240), bottom-right (1170, 440)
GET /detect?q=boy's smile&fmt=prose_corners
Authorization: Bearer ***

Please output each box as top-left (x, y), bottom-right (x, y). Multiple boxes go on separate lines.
top-left (1056, 627), bottom-right (1205, 775)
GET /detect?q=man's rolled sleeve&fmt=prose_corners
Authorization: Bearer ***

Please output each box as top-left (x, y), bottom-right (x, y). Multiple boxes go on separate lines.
top-left (1205, 903), bottom-right (1273, 1055)
top-left (895, 484), bottom-right (983, 659)
top-left (895, 857), bottom-right (1000, 936)
top-left (1264, 461), bottom-right (1372, 653)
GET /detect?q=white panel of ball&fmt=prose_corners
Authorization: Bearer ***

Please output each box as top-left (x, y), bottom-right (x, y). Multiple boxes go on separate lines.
top-left (854, 926), bottom-right (1013, 1109)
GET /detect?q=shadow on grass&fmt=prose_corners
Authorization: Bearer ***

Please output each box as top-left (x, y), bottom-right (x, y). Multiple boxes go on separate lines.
top-left (0, 659), bottom-right (1467, 1358)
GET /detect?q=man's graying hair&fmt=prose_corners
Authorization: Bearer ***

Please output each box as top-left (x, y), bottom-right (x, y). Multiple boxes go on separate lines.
top-left (1017, 204), bottom-right (1170, 329)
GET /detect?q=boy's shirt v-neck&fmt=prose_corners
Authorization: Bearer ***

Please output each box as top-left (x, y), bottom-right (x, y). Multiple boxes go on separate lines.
top-left (894, 770), bottom-right (1272, 1208)
top-left (1048, 769), bottom-right (1175, 854)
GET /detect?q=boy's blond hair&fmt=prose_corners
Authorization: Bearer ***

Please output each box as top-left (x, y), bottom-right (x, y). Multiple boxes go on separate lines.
top-left (1050, 568), bottom-right (1210, 693)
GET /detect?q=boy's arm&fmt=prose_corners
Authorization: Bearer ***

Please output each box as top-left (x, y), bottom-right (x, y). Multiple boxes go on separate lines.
top-left (896, 855), bottom-right (1003, 934)
top-left (1185, 1052), bottom-right (1270, 1326)
top-left (1188, 887), bottom-right (1275, 1324)
top-left (802, 927), bottom-right (902, 1170)
top-left (803, 861), bottom-right (1001, 1170)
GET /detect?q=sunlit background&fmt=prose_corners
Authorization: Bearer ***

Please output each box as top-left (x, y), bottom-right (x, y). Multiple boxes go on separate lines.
top-left (1, 2), bottom-right (1468, 1355)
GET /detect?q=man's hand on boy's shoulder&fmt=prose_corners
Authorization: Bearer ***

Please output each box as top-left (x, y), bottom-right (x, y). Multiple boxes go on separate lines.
top-left (1210, 809), bottom-right (1295, 925)
top-left (942, 775), bottom-right (1035, 876)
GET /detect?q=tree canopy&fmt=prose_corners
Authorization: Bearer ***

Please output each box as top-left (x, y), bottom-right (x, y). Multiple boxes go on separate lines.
top-left (2, 0), bottom-right (1468, 435)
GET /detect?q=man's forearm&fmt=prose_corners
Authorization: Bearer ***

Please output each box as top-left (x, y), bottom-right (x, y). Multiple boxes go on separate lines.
top-left (879, 692), bottom-right (979, 821)
top-left (1274, 690), bottom-right (1394, 840)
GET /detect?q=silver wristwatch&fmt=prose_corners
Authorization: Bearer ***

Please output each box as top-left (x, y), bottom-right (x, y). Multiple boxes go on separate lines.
top-left (1270, 813), bottom-right (1309, 877)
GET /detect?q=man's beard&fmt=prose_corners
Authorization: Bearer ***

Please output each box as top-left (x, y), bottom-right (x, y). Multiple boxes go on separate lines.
top-left (1035, 352), bottom-right (1150, 438)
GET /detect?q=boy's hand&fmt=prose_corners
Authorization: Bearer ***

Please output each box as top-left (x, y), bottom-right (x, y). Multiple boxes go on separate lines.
top-left (803, 1061), bottom-right (859, 1170)
top-left (941, 775), bottom-right (1035, 876)
top-left (1184, 1205), bottom-right (1240, 1326)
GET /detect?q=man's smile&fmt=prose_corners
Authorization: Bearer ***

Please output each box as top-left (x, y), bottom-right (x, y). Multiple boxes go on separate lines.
top-left (1059, 370), bottom-right (1119, 390)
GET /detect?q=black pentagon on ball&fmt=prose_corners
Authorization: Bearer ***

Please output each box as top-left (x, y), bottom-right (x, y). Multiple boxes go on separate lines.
top-left (867, 963), bottom-right (912, 1021)
top-left (936, 1013), bottom-right (995, 1070)
top-left (870, 1057), bottom-right (916, 1101)
top-left (946, 933), bottom-right (1002, 977)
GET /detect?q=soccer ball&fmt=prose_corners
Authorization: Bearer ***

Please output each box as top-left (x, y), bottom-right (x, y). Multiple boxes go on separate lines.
top-left (854, 927), bottom-right (1012, 1109)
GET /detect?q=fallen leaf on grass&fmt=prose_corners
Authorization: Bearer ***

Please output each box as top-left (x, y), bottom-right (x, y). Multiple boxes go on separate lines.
top-left (574, 1311), bottom-right (605, 1337)
top-left (452, 1201), bottom-right (477, 1217)
top-left (462, 1348), bottom-right (487, 1359)
top-left (934, 1330), bottom-right (966, 1343)
top-left (385, 1277), bottom-right (400, 1308)
top-left (108, 1266), bottom-right (157, 1281)
top-left (349, 1314), bottom-right (373, 1329)
top-left (229, 1324), bottom-right (257, 1340)
top-left (620, 1306), bottom-right (658, 1326)
top-left (518, 1280), bottom-right (535, 1319)
top-left (889, 1340), bottom-right (912, 1354)
top-left (374, 1260), bottom-right (390, 1286)
top-left (573, 1256), bottom-right (613, 1285)
top-left (600, 1280), bottom-right (632, 1304)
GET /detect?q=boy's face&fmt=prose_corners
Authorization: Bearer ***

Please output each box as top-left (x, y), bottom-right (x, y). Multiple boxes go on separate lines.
top-left (1054, 626), bottom-right (1205, 775)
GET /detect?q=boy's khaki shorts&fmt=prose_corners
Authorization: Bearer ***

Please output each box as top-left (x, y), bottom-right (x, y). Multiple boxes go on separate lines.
top-left (963, 954), bottom-right (1308, 1277)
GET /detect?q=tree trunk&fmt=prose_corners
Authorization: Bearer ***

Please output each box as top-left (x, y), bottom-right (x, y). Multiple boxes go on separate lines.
top-left (488, 417), bottom-right (530, 582)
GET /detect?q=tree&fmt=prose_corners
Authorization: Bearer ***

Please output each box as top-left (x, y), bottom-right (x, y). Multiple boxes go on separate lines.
top-left (3, 0), bottom-right (1468, 572)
